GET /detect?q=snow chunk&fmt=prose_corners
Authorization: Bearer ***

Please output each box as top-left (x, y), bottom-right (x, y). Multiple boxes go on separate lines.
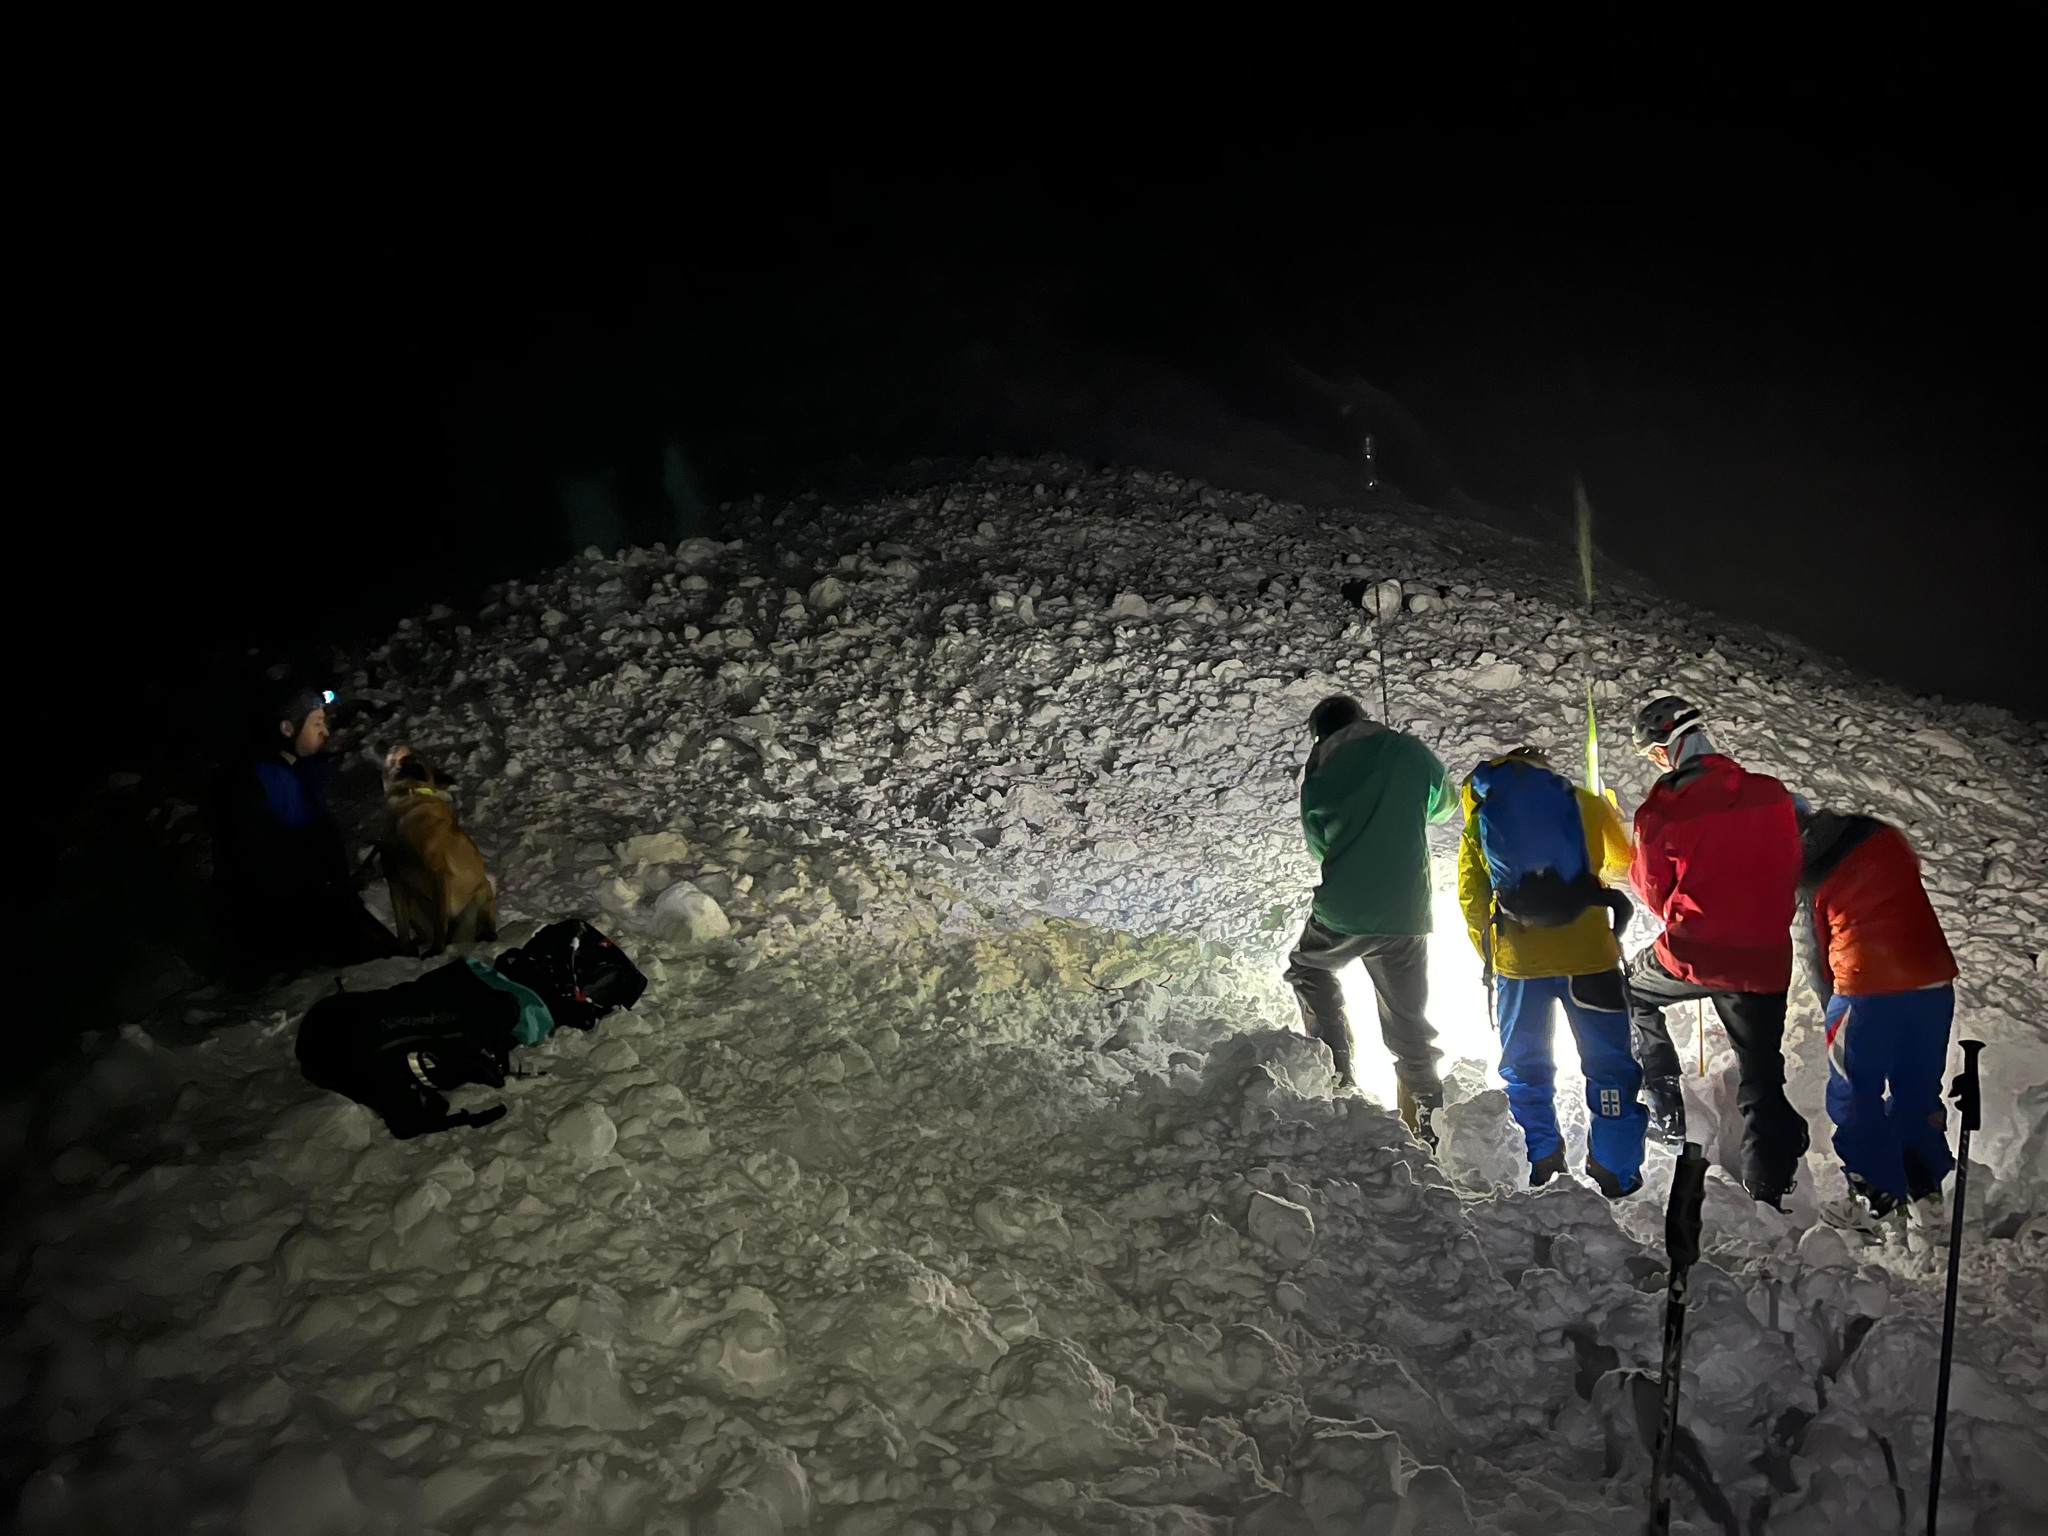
top-left (521, 1336), bottom-right (641, 1430)
top-left (674, 537), bottom-right (724, 570)
top-left (547, 1104), bottom-right (618, 1161)
top-left (212, 1374), bottom-right (293, 1428)
top-left (620, 829), bottom-right (693, 866)
top-left (1286, 1420), bottom-right (1474, 1534)
top-left (1110, 591), bottom-right (1151, 619)
top-left (1436, 1089), bottom-right (1527, 1190)
top-left (50, 1146), bottom-right (109, 1185)
top-left (1246, 1190), bottom-right (1316, 1264)
top-left (696, 1310), bottom-right (791, 1394)
top-left (236, 1450), bottom-right (384, 1536)
top-left (1795, 1223), bottom-right (1852, 1268)
top-left (652, 881), bottom-right (731, 942)
top-left (986, 1336), bottom-right (1158, 1475)
top-left (806, 575), bottom-right (848, 613)
top-left (1198, 1030), bottom-right (1340, 1110)
top-left (702, 1447), bottom-right (814, 1536)
top-left (1909, 726), bottom-right (1972, 760)
top-left (392, 1179), bottom-right (452, 1235)
top-left (1468, 661), bottom-right (1524, 691)
top-left (267, 1099), bottom-right (376, 1156)
top-left (803, 1253), bottom-right (1007, 1382)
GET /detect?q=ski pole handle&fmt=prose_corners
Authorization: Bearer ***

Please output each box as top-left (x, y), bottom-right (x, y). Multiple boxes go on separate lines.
top-left (1665, 1142), bottom-right (1708, 1272)
top-left (1953, 1039), bottom-right (1984, 1133)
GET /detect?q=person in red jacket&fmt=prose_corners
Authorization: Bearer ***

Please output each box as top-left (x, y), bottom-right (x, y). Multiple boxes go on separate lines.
top-left (1797, 806), bottom-right (1959, 1230)
top-left (1626, 695), bottom-right (1811, 1207)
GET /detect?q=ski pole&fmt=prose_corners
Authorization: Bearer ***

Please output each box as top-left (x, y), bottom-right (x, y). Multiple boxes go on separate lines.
top-left (1928, 1039), bottom-right (1984, 1536)
top-left (1576, 482), bottom-right (1604, 799)
top-left (1649, 1141), bottom-right (1708, 1536)
top-left (1696, 999), bottom-right (1707, 1077)
top-left (1373, 584), bottom-right (1394, 725)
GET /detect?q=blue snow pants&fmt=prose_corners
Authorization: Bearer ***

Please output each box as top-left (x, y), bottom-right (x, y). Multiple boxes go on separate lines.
top-left (1495, 971), bottom-right (1648, 1185)
top-left (1823, 985), bottom-right (1955, 1201)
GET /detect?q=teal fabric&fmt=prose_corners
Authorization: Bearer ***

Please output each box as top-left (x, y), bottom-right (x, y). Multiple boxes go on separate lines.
top-left (1300, 721), bottom-right (1458, 936)
top-left (466, 957), bottom-right (557, 1046)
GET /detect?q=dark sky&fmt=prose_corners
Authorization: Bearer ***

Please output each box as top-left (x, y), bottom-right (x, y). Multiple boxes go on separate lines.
top-left (72, 175), bottom-right (2047, 777)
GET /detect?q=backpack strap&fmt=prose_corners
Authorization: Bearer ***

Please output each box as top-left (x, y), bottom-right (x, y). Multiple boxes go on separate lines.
top-left (1599, 888), bottom-right (1634, 936)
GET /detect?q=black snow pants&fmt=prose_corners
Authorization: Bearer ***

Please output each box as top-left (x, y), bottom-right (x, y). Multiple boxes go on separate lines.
top-left (1626, 947), bottom-right (1811, 1197)
top-left (1285, 918), bottom-right (1442, 1098)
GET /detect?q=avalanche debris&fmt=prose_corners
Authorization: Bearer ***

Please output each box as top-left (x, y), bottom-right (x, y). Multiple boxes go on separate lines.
top-left (10, 456), bottom-right (2046, 1534)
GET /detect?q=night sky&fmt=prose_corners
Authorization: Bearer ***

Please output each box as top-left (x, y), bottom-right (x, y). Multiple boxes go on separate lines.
top-left (74, 175), bottom-right (2045, 786)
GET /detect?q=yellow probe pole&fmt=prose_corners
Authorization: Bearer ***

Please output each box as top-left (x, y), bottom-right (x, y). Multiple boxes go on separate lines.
top-left (1576, 481), bottom-right (1604, 799)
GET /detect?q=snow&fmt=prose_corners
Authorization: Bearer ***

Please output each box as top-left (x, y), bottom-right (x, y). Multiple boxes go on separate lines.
top-left (10, 456), bottom-right (2048, 1532)
top-left (651, 881), bottom-right (733, 942)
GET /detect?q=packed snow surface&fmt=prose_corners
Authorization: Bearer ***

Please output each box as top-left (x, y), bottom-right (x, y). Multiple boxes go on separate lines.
top-left (10, 458), bottom-right (2047, 1533)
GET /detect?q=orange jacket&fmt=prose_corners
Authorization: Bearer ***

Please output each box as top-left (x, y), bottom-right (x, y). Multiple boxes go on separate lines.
top-left (1798, 815), bottom-right (1956, 999)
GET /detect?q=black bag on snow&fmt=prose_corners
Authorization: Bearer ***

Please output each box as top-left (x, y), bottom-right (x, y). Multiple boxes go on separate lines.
top-left (296, 960), bottom-right (517, 1139)
top-left (491, 919), bottom-right (647, 1033)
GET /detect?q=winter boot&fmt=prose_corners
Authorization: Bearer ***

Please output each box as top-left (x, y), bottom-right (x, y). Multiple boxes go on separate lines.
top-left (1529, 1148), bottom-right (1568, 1187)
top-left (1643, 1075), bottom-right (1686, 1145)
top-left (1906, 1193), bottom-right (1948, 1257)
top-left (1586, 1154), bottom-right (1643, 1200)
top-left (1398, 1083), bottom-right (1442, 1152)
top-left (1847, 1173), bottom-right (1899, 1222)
top-left (1746, 1174), bottom-right (1794, 1212)
top-left (1312, 1019), bottom-right (1356, 1092)
top-left (1820, 1178), bottom-right (1895, 1237)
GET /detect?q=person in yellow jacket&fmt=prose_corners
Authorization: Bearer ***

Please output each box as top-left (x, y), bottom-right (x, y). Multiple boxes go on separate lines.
top-left (1458, 747), bottom-right (1648, 1196)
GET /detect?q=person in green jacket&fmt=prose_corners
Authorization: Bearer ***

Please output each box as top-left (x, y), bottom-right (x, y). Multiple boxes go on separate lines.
top-left (1286, 695), bottom-right (1459, 1142)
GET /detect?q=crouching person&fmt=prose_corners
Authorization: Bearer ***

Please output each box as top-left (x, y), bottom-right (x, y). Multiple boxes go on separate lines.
top-left (1798, 804), bottom-right (1959, 1243)
top-left (1459, 748), bottom-right (1647, 1196)
top-left (211, 685), bottom-right (400, 983)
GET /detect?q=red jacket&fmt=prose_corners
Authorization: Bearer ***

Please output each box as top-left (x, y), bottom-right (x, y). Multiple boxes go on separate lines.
top-left (1799, 815), bottom-right (1956, 997)
top-left (1631, 754), bottom-right (1802, 991)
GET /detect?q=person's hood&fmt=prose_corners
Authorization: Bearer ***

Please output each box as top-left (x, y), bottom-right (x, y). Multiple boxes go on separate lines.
top-left (1798, 807), bottom-right (1884, 888)
top-left (1669, 729), bottom-right (1717, 772)
top-left (1655, 732), bottom-right (1726, 793)
top-left (1306, 717), bottom-right (1387, 776)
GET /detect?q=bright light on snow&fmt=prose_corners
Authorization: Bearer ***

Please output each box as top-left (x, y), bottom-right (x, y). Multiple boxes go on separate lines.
top-left (1423, 883), bottom-right (1505, 1087)
top-left (1339, 877), bottom-right (1508, 1110)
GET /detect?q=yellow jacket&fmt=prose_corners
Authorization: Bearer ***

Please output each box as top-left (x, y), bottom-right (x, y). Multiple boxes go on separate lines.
top-left (1458, 760), bottom-right (1633, 979)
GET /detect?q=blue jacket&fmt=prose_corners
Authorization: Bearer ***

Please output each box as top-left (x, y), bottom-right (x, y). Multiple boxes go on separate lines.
top-left (219, 752), bottom-right (350, 900)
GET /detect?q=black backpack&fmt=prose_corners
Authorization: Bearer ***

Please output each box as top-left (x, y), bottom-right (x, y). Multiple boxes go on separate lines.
top-left (492, 919), bottom-right (647, 1032)
top-left (296, 960), bottom-right (517, 1139)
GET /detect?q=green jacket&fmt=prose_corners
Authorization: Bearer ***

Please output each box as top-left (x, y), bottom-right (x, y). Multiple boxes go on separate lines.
top-left (1300, 720), bottom-right (1458, 935)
